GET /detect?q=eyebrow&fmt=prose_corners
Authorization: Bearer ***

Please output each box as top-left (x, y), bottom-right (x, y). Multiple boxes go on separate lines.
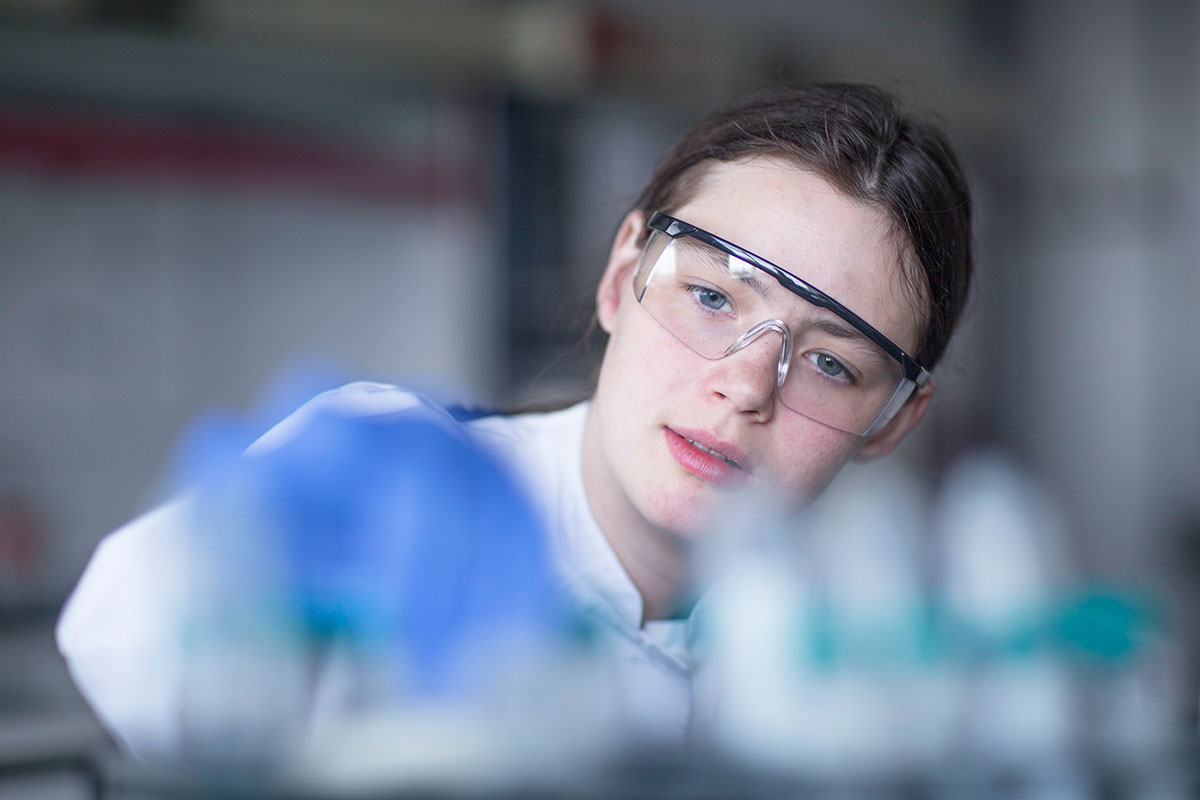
top-left (679, 237), bottom-right (776, 300)
top-left (804, 316), bottom-right (867, 342)
top-left (799, 317), bottom-right (895, 371)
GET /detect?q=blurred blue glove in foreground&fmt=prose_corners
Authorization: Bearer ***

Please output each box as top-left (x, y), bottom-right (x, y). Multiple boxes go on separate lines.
top-left (182, 405), bottom-right (570, 713)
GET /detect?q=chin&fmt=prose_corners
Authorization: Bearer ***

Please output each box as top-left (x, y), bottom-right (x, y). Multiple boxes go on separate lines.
top-left (641, 482), bottom-right (728, 541)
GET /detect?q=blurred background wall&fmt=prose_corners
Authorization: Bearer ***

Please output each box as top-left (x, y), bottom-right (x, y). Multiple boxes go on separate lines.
top-left (0, 0), bottom-right (1197, 777)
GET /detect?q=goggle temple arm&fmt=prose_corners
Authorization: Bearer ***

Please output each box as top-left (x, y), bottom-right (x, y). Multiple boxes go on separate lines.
top-left (860, 377), bottom-right (918, 438)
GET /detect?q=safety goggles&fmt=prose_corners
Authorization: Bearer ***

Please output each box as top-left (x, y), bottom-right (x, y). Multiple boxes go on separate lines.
top-left (633, 212), bottom-right (931, 437)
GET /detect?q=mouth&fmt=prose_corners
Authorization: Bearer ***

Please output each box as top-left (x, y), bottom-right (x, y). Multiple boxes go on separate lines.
top-left (664, 427), bottom-right (749, 486)
top-left (680, 436), bottom-right (742, 470)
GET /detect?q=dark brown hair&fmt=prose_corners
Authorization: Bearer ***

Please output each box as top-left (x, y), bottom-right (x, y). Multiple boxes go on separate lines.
top-left (633, 83), bottom-right (972, 370)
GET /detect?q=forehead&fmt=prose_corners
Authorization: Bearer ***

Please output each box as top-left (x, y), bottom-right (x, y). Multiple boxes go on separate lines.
top-left (670, 157), bottom-right (925, 354)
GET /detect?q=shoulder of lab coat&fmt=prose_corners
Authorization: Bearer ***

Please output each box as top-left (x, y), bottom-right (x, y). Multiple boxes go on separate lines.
top-left (55, 381), bottom-right (438, 761)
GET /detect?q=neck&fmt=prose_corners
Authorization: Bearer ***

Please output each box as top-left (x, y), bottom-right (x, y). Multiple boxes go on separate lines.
top-left (580, 406), bottom-right (689, 624)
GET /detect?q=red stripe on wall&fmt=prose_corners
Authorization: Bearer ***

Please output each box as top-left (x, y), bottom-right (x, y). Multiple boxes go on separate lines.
top-left (0, 110), bottom-right (482, 203)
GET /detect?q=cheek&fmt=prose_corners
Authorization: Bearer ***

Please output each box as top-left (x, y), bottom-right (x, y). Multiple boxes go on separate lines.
top-left (609, 311), bottom-right (698, 399)
top-left (760, 417), bottom-right (862, 504)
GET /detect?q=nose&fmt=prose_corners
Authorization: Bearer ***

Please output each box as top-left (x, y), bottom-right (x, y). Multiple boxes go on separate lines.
top-left (710, 320), bottom-right (791, 419)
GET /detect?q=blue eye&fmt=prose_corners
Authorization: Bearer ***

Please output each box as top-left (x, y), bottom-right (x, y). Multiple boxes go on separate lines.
top-left (814, 352), bottom-right (846, 377)
top-left (690, 285), bottom-right (730, 312)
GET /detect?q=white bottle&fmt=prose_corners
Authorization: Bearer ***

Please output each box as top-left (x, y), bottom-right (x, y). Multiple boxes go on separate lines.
top-left (686, 488), bottom-right (822, 771)
top-left (805, 463), bottom-right (959, 776)
top-left (935, 450), bottom-right (1082, 794)
top-left (689, 468), bottom-right (948, 781)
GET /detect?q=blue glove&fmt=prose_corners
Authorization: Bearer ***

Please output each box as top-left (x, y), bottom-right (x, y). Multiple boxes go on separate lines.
top-left (187, 407), bottom-right (569, 701)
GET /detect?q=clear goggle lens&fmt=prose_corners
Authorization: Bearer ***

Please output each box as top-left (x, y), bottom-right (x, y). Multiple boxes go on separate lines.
top-left (633, 231), bottom-right (914, 436)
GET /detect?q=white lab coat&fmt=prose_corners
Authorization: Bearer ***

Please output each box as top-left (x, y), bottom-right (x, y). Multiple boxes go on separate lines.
top-left (56, 382), bottom-right (692, 759)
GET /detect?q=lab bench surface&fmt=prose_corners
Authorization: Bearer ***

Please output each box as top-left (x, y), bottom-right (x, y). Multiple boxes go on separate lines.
top-left (84, 744), bottom-right (1200, 800)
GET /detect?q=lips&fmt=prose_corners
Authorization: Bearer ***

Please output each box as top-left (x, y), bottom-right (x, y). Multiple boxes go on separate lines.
top-left (664, 427), bottom-right (749, 487)
top-left (684, 436), bottom-right (740, 467)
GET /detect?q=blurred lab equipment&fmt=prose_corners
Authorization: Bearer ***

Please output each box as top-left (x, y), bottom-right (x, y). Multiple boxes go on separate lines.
top-left (688, 452), bottom-right (1190, 798)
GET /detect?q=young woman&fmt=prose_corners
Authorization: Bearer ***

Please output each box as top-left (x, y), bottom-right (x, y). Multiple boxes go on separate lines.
top-left (57, 83), bottom-right (972, 755)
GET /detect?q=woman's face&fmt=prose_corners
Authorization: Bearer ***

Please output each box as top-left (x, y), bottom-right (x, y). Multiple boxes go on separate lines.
top-left (584, 156), bottom-right (932, 538)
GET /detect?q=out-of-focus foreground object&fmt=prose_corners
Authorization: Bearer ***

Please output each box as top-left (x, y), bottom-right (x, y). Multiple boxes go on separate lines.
top-left (689, 452), bottom-right (1193, 798)
top-left (138, 404), bottom-right (622, 794)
